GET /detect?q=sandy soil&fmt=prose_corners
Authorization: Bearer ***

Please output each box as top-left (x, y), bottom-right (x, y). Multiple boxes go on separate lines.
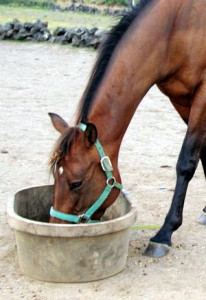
top-left (1, 41), bottom-right (206, 300)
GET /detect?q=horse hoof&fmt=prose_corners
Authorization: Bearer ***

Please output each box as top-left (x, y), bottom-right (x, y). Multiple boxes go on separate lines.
top-left (197, 212), bottom-right (206, 225)
top-left (143, 241), bottom-right (170, 258)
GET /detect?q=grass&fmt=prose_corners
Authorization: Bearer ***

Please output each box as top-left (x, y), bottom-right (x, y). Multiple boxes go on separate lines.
top-left (55, 0), bottom-right (126, 7)
top-left (0, 4), bottom-right (117, 31)
top-left (131, 224), bottom-right (161, 230)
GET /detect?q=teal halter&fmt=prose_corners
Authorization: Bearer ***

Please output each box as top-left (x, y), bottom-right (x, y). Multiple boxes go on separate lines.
top-left (50, 123), bottom-right (123, 224)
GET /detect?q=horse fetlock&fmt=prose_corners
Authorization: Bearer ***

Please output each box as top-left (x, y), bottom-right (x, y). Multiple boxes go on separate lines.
top-left (165, 214), bottom-right (183, 231)
top-left (150, 228), bottom-right (172, 247)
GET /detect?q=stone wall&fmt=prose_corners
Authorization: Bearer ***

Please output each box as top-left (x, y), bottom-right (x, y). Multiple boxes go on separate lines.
top-left (48, 2), bottom-right (128, 16)
top-left (0, 19), bottom-right (108, 48)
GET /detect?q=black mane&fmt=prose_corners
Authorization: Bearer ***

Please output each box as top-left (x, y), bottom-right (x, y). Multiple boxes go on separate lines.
top-left (76, 0), bottom-right (154, 124)
top-left (50, 0), bottom-right (154, 171)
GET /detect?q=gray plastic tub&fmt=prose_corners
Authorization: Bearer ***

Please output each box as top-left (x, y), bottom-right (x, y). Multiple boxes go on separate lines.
top-left (7, 185), bottom-right (137, 283)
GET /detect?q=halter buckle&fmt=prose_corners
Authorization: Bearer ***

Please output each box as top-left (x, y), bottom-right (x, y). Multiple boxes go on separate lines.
top-left (78, 214), bottom-right (90, 223)
top-left (101, 156), bottom-right (113, 172)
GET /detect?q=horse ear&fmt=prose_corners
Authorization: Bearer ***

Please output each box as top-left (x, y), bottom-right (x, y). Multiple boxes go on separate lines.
top-left (48, 112), bottom-right (69, 133)
top-left (84, 123), bottom-right (98, 147)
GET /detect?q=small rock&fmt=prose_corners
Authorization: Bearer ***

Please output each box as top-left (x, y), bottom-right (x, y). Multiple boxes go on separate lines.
top-left (53, 27), bottom-right (66, 37)
top-left (72, 35), bottom-right (81, 47)
top-left (1, 150), bottom-right (8, 154)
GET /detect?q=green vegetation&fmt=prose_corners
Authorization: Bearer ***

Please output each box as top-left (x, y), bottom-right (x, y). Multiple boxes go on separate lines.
top-left (0, 0), bottom-right (128, 8)
top-left (0, 5), bottom-right (115, 30)
top-left (131, 224), bottom-right (161, 230)
top-left (0, 0), bottom-right (48, 8)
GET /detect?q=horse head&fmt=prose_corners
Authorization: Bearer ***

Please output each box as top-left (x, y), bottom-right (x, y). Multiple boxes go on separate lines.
top-left (49, 113), bottom-right (122, 224)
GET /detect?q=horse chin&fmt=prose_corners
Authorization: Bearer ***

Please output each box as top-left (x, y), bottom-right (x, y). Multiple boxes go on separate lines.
top-left (49, 211), bottom-right (105, 224)
top-left (49, 216), bottom-right (70, 224)
top-left (91, 209), bottom-right (106, 221)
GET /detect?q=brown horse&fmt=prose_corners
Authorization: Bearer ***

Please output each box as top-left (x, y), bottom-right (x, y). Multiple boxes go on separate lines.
top-left (49, 0), bottom-right (206, 257)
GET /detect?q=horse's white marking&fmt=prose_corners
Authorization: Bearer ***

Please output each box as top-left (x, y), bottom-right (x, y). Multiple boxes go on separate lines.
top-left (59, 166), bottom-right (64, 175)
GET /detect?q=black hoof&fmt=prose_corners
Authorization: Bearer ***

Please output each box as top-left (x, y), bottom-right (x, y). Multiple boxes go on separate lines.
top-left (143, 241), bottom-right (170, 258)
top-left (197, 212), bottom-right (206, 225)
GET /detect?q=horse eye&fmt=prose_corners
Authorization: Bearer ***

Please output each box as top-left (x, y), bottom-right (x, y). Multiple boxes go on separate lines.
top-left (69, 181), bottom-right (83, 191)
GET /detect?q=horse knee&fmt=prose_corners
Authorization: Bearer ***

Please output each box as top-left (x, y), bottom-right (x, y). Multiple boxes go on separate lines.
top-left (176, 157), bottom-right (197, 180)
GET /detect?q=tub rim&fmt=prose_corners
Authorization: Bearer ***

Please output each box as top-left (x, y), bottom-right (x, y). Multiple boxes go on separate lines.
top-left (7, 184), bottom-right (138, 238)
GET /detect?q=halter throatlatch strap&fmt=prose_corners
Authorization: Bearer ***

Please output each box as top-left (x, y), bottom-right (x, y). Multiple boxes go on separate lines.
top-left (50, 123), bottom-right (123, 224)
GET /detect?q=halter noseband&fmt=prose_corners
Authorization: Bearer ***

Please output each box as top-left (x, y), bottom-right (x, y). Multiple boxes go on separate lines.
top-left (50, 123), bottom-right (123, 224)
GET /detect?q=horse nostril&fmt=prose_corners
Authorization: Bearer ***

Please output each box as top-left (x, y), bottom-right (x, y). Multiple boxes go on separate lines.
top-left (73, 207), bottom-right (81, 214)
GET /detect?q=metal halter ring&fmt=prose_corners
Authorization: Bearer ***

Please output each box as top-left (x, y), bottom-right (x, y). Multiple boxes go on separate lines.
top-left (106, 176), bottom-right (116, 187)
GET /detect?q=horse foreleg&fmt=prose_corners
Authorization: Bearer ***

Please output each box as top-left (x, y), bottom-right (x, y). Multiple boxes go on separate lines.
top-left (144, 133), bottom-right (200, 257)
top-left (144, 89), bottom-right (206, 257)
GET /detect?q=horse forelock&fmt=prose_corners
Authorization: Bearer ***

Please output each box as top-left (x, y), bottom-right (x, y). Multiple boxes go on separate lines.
top-left (50, 127), bottom-right (80, 174)
top-left (75, 0), bottom-right (155, 124)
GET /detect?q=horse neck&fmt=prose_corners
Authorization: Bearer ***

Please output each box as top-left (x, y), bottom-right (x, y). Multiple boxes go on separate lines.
top-left (87, 0), bottom-right (178, 156)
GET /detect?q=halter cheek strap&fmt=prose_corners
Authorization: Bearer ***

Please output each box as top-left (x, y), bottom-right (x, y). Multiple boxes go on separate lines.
top-left (50, 123), bottom-right (123, 224)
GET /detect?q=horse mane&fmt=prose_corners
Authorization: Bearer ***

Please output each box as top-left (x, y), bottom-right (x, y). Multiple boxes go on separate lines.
top-left (50, 0), bottom-right (154, 169)
top-left (76, 0), bottom-right (154, 124)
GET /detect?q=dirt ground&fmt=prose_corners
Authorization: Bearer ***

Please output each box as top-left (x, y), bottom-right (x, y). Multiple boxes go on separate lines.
top-left (1, 41), bottom-right (206, 300)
